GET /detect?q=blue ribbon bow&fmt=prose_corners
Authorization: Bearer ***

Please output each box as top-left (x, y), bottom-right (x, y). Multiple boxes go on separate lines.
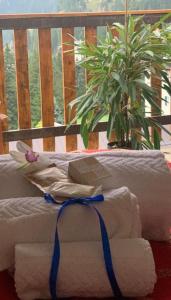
top-left (44, 193), bottom-right (124, 300)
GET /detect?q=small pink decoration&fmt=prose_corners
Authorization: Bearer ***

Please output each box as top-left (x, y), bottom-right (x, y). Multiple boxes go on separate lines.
top-left (25, 150), bottom-right (39, 163)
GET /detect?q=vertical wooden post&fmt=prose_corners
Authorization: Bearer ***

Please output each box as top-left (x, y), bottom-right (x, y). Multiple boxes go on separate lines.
top-left (85, 26), bottom-right (99, 150)
top-left (0, 114), bottom-right (7, 154)
top-left (0, 30), bottom-right (8, 153)
top-left (14, 29), bottom-right (32, 147)
top-left (0, 118), bottom-right (3, 154)
top-left (38, 28), bottom-right (55, 152)
top-left (61, 27), bottom-right (77, 152)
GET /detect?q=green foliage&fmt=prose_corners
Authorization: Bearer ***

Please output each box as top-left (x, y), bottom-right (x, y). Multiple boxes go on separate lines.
top-left (4, 44), bottom-right (18, 130)
top-left (87, 0), bottom-right (171, 11)
top-left (69, 15), bottom-right (171, 149)
top-left (0, 0), bottom-right (170, 14)
top-left (29, 48), bottom-right (41, 128)
top-left (53, 48), bottom-right (64, 124)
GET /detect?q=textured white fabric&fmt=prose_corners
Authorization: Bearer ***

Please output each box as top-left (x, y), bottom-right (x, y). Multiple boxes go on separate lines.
top-left (15, 238), bottom-right (156, 299)
top-left (46, 150), bottom-right (171, 241)
top-left (0, 187), bottom-right (141, 271)
top-left (0, 150), bottom-right (169, 199)
top-left (0, 157), bottom-right (42, 199)
top-left (0, 150), bottom-right (170, 240)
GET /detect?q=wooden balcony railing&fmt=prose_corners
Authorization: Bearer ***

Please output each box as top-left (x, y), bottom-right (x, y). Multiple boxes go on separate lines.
top-left (0, 9), bottom-right (171, 154)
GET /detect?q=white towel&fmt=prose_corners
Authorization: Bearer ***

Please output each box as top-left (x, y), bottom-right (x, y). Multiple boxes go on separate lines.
top-left (0, 150), bottom-right (170, 240)
top-left (0, 150), bottom-right (169, 199)
top-left (0, 187), bottom-right (141, 271)
top-left (15, 238), bottom-right (156, 299)
top-left (45, 150), bottom-right (171, 241)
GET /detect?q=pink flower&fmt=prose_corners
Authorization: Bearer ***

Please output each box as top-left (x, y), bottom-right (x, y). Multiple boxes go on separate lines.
top-left (25, 150), bottom-right (39, 163)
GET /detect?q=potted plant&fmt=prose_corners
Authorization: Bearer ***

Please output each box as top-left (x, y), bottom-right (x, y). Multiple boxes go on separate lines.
top-left (69, 12), bottom-right (171, 149)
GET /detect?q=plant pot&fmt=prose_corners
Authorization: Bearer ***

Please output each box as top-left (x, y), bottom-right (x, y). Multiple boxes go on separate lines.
top-left (107, 141), bottom-right (133, 150)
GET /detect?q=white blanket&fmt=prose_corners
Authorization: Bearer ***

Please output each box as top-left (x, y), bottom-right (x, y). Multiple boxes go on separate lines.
top-left (0, 187), bottom-right (141, 271)
top-left (15, 238), bottom-right (156, 299)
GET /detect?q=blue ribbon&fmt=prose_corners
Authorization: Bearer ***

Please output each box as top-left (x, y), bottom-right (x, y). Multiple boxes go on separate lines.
top-left (44, 193), bottom-right (124, 300)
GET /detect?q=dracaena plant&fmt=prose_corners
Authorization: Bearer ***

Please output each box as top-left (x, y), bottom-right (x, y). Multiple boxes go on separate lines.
top-left (69, 14), bottom-right (171, 149)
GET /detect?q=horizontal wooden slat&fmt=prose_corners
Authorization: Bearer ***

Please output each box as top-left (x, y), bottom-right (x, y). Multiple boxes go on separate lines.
top-left (3, 115), bottom-right (171, 142)
top-left (3, 123), bottom-right (107, 142)
top-left (38, 28), bottom-right (55, 151)
top-left (62, 27), bottom-right (77, 152)
top-left (14, 29), bottom-right (32, 146)
top-left (0, 10), bottom-right (171, 30)
top-left (0, 30), bottom-right (8, 153)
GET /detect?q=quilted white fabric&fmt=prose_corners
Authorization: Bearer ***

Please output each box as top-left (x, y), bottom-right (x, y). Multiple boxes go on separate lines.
top-left (0, 187), bottom-right (141, 271)
top-left (15, 238), bottom-right (156, 299)
top-left (46, 150), bottom-right (171, 241)
top-left (0, 150), bottom-right (170, 240)
top-left (0, 150), bottom-right (169, 199)
top-left (0, 158), bottom-right (42, 199)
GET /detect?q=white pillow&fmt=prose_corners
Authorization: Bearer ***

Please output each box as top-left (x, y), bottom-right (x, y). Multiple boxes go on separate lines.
top-left (0, 187), bottom-right (141, 271)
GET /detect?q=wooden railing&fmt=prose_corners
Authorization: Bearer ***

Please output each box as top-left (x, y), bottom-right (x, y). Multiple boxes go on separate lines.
top-left (0, 9), bottom-right (171, 154)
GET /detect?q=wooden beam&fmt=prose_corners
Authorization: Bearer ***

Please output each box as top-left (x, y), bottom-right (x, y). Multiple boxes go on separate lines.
top-left (0, 10), bottom-right (171, 30)
top-left (62, 27), bottom-right (77, 152)
top-left (85, 26), bottom-right (99, 150)
top-left (3, 123), bottom-right (108, 142)
top-left (14, 29), bottom-right (32, 146)
top-left (3, 115), bottom-right (171, 143)
top-left (38, 28), bottom-right (55, 151)
top-left (0, 30), bottom-right (8, 153)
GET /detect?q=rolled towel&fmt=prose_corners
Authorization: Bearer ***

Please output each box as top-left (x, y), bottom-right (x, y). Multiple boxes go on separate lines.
top-left (15, 238), bottom-right (156, 299)
top-left (0, 187), bottom-right (141, 271)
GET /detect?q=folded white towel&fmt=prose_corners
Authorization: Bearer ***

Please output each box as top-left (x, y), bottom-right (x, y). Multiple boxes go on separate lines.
top-left (0, 150), bottom-right (170, 241)
top-left (0, 187), bottom-right (141, 271)
top-left (0, 187), bottom-right (141, 270)
top-left (46, 150), bottom-right (171, 241)
top-left (15, 238), bottom-right (156, 299)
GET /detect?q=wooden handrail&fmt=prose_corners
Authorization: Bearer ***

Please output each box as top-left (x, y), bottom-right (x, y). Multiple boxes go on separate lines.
top-left (1, 9), bottom-right (171, 19)
top-left (0, 9), bottom-right (171, 29)
top-left (2, 115), bottom-right (171, 143)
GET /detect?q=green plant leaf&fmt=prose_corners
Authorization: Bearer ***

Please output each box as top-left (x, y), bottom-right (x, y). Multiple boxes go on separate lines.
top-left (153, 129), bottom-right (161, 150)
top-left (67, 14), bottom-right (171, 149)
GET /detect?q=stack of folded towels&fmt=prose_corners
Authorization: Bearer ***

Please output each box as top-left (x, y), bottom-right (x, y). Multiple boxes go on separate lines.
top-left (0, 141), bottom-right (170, 300)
